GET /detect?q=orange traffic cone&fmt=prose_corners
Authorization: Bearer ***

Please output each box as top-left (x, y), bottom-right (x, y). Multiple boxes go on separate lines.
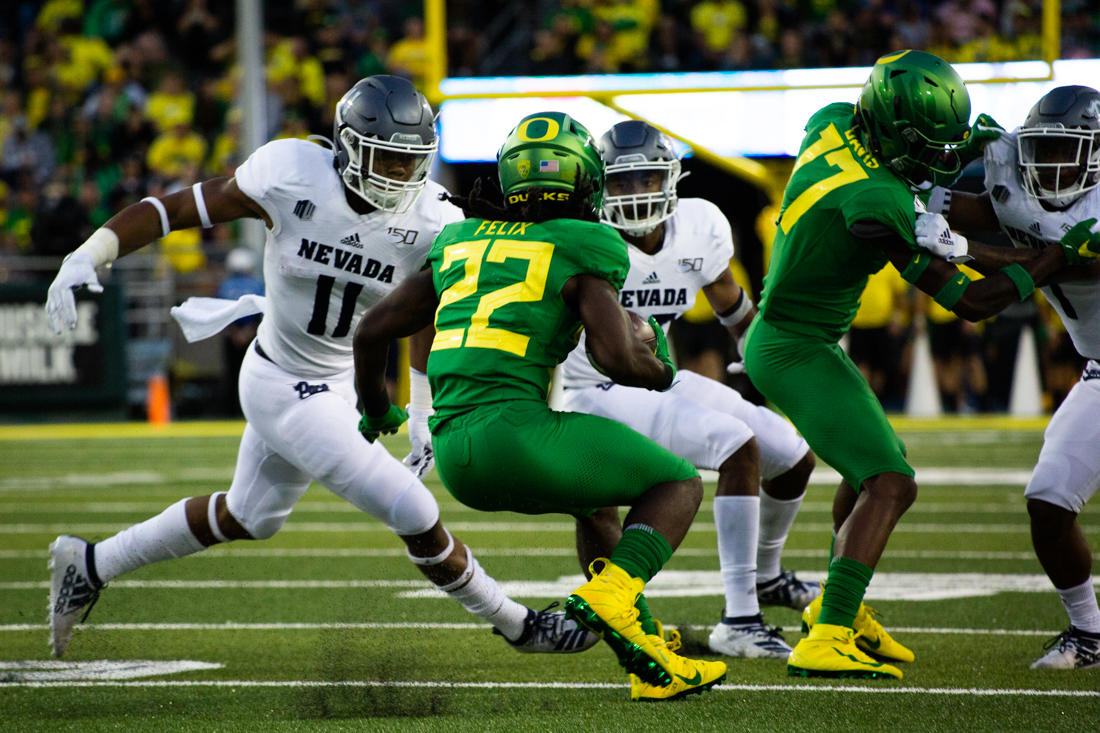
top-left (147, 374), bottom-right (171, 425)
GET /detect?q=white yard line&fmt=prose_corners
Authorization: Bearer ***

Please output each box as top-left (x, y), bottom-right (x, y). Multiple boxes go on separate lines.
top-left (5, 521), bottom-right (1093, 534)
top-left (4, 548), bottom-right (1077, 561)
top-left (0, 679), bottom-right (1094, 697)
top-left (0, 622), bottom-right (1062, 636)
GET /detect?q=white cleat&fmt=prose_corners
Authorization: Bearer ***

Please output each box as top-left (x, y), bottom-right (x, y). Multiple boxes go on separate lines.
top-left (1030, 627), bottom-right (1100, 670)
top-left (48, 535), bottom-right (104, 658)
top-left (708, 614), bottom-right (793, 659)
top-left (493, 602), bottom-right (599, 654)
top-left (757, 568), bottom-right (821, 611)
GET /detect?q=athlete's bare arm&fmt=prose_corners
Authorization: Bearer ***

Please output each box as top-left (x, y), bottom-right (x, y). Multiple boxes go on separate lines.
top-left (102, 178), bottom-right (269, 257)
top-left (868, 233), bottom-right (1068, 322)
top-left (944, 191), bottom-right (1000, 232)
top-left (408, 325), bottom-right (434, 373)
top-left (353, 269), bottom-right (438, 417)
top-left (701, 267), bottom-right (756, 339)
top-left (563, 274), bottom-right (671, 390)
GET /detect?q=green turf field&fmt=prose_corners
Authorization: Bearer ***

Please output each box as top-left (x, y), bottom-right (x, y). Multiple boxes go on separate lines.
top-left (1, 421), bottom-right (1097, 732)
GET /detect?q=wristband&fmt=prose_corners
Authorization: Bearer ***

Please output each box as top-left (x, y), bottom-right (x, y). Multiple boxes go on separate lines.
top-left (926, 187), bottom-right (952, 217)
top-left (74, 227), bottom-right (120, 266)
top-left (141, 197), bottom-right (171, 237)
top-left (716, 289), bottom-right (754, 327)
top-left (1001, 264), bottom-right (1035, 302)
top-left (901, 251), bottom-right (932, 284)
top-left (409, 368), bottom-right (432, 411)
top-left (192, 182), bottom-right (213, 229)
top-left (933, 272), bottom-right (970, 311)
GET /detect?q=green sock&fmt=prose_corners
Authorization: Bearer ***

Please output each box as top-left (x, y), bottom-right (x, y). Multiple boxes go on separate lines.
top-left (817, 556), bottom-right (873, 628)
top-left (635, 594), bottom-right (659, 636)
top-left (609, 525), bottom-right (673, 584)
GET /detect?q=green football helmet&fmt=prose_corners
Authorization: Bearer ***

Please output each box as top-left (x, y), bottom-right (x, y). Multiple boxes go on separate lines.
top-left (856, 50), bottom-right (972, 187)
top-left (497, 112), bottom-right (604, 212)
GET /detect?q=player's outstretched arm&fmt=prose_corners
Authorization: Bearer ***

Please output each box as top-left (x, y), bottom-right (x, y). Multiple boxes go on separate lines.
top-left (871, 233), bottom-right (1068, 323)
top-left (353, 269), bottom-right (439, 418)
top-left (46, 178), bottom-right (268, 333)
top-left (566, 274), bottom-right (673, 391)
top-left (941, 191), bottom-right (1000, 232)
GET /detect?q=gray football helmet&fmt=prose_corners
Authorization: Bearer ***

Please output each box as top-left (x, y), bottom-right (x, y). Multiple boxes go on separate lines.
top-left (1018, 85), bottom-right (1100, 209)
top-left (598, 120), bottom-right (686, 236)
top-left (333, 76), bottom-right (437, 214)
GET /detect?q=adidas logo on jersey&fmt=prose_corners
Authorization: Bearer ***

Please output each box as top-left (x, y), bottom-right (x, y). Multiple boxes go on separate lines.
top-left (991, 185), bottom-right (1011, 203)
top-left (1029, 221), bottom-right (1042, 235)
top-left (641, 272), bottom-right (661, 285)
top-left (340, 233), bottom-right (362, 249)
top-left (297, 238), bottom-right (395, 282)
top-left (294, 200), bottom-right (316, 221)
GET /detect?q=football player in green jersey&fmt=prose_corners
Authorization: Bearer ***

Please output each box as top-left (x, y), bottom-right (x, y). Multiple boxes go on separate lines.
top-left (744, 50), bottom-right (1073, 679)
top-left (353, 112), bottom-right (726, 699)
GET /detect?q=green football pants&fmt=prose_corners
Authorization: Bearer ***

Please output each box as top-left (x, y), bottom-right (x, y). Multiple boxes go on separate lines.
top-left (431, 400), bottom-right (699, 517)
top-left (743, 317), bottom-right (912, 491)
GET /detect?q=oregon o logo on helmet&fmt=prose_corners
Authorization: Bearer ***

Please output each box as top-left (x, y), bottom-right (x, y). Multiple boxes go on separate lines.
top-left (517, 117), bottom-right (561, 142)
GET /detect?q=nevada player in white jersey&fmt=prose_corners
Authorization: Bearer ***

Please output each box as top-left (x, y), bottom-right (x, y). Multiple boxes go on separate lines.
top-left (559, 121), bottom-right (819, 658)
top-left (42, 76), bottom-right (594, 659)
top-left (912, 86), bottom-right (1100, 669)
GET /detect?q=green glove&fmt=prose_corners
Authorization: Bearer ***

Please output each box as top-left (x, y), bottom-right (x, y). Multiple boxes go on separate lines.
top-left (957, 113), bottom-right (1003, 168)
top-left (648, 316), bottom-right (677, 391)
top-left (1059, 218), bottom-right (1100, 266)
top-left (358, 403), bottom-right (409, 443)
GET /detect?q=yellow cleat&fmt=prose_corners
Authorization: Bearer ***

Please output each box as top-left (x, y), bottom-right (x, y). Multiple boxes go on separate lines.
top-left (802, 586), bottom-right (915, 663)
top-left (629, 624), bottom-right (727, 702)
top-left (564, 559), bottom-right (675, 686)
top-left (787, 623), bottom-right (902, 679)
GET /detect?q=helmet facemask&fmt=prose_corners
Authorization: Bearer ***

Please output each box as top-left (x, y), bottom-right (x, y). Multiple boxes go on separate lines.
top-left (602, 156), bottom-right (683, 236)
top-left (889, 123), bottom-right (968, 187)
top-left (1018, 126), bottom-right (1100, 209)
top-left (336, 107), bottom-right (436, 215)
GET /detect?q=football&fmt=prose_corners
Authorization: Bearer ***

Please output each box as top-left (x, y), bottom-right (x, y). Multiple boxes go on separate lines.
top-left (628, 310), bottom-right (658, 352)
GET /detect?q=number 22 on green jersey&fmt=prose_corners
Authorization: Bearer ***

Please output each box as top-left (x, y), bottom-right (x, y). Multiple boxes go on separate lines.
top-left (432, 238), bottom-right (555, 357)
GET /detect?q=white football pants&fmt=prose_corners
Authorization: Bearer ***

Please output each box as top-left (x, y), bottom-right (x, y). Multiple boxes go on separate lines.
top-left (561, 370), bottom-right (809, 477)
top-left (227, 344), bottom-right (439, 539)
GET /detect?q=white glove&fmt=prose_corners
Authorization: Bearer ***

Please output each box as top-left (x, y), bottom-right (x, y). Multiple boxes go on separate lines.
top-left (403, 407), bottom-right (435, 480)
top-left (46, 251), bottom-right (103, 334)
top-left (914, 212), bottom-right (973, 264)
top-left (726, 332), bottom-right (748, 374)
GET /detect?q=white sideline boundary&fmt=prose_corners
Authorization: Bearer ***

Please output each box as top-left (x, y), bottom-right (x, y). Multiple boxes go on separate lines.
top-left (0, 622), bottom-right (1063, 636)
top-left (0, 679), bottom-right (1095, 697)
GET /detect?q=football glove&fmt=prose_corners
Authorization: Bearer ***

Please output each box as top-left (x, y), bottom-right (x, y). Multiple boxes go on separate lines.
top-left (403, 407), bottom-right (435, 479)
top-left (726, 332), bottom-right (748, 374)
top-left (649, 315), bottom-right (677, 391)
top-left (915, 212), bottom-right (973, 264)
top-left (1058, 218), bottom-right (1100, 266)
top-left (957, 113), bottom-right (1003, 169)
top-left (46, 251), bottom-right (103, 334)
top-left (359, 403), bottom-right (408, 443)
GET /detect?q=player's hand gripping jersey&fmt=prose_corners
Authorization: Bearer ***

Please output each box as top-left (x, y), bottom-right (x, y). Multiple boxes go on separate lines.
top-left (560, 198), bottom-right (734, 389)
top-left (759, 103), bottom-right (920, 342)
top-left (235, 138), bottom-right (463, 377)
top-left (426, 216), bottom-right (629, 424)
top-left (985, 133), bottom-right (1100, 358)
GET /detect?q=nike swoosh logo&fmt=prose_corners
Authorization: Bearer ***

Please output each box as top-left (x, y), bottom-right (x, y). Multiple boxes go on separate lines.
top-left (861, 636), bottom-right (882, 650)
top-left (675, 670), bottom-right (702, 685)
top-left (833, 649), bottom-right (883, 667)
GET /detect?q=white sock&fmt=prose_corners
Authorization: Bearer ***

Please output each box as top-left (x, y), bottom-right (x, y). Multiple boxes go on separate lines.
top-left (757, 491), bottom-right (805, 583)
top-left (93, 499), bottom-right (207, 583)
top-left (1057, 578), bottom-right (1100, 633)
top-left (441, 548), bottom-right (529, 640)
top-left (714, 495), bottom-right (760, 619)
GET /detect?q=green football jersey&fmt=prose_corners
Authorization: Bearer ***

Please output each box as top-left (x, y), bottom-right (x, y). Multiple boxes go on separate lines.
top-left (426, 217), bottom-right (629, 424)
top-left (759, 103), bottom-right (920, 342)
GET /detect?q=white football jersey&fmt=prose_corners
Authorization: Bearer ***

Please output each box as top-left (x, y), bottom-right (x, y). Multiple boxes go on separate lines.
top-left (560, 198), bottom-right (735, 388)
top-left (985, 133), bottom-right (1100, 359)
top-left (235, 139), bottom-right (463, 377)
